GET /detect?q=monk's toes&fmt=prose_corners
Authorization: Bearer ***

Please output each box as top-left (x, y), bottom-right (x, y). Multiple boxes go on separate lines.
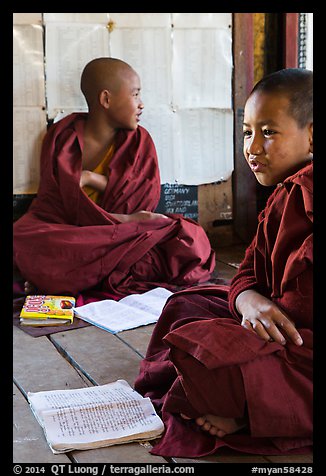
top-left (202, 421), bottom-right (212, 432)
top-left (208, 426), bottom-right (218, 436)
top-left (195, 416), bottom-right (206, 427)
top-left (24, 281), bottom-right (36, 294)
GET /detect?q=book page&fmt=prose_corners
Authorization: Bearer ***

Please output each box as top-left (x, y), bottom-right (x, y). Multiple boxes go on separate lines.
top-left (172, 28), bottom-right (232, 109)
top-left (20, 318), bottom-right (71, 327)
top-left (119, 287), bottom-right (173, 314)
top-left (109, 13), bottom-right (171, 28)
top-left (28, 380), bottom-right (164, 453)
top-left (13, 13), bottom-right (42, 25)
top-left (75, 287), bottom-right (173, 333)
top-left (13, 24), bottom-right (45, 107)
top-left (139, 105), bottom-right (176, 183)
top-left (13, 21), bottom-right (46, 194)
top-left (110, 27), bottom-right (172, 107)
top-left (173, 108), bottom-right (234, 185)
top-left (172, 13), bottom-right (231, 29)
top-left (45, 22), bottom-right (109, 118)
top-left (44, 13), bottom-right (108, 23)
top-left (13, 107), bottom-right (47, 194)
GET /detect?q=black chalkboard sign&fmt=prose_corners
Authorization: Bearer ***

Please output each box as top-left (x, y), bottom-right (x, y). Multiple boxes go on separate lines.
top-left (155, 184), bottom-right (198, 221)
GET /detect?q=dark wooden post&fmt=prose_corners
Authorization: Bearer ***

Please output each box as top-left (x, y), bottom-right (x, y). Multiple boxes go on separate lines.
top-left (283, 13), bottom-right (299, 68)
top-left (232, 13), bottom-right (257, 243)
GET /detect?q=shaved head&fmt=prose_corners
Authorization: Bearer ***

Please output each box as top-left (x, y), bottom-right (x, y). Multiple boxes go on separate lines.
top-left (249, 68), bottom-right (313, 128)
top-left (80, 57), bottom-right (136, 109)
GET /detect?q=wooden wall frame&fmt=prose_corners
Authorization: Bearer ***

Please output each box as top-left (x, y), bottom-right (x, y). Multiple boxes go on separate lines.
top-left (284, 13), bottom-right (299, 68)
top-left (232, 13), bottom-right (257, 243)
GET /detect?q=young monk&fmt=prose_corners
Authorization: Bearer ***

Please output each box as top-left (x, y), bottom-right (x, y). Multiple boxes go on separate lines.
top-left (134, 68), bottom-right (313, 457)
top-left (13, 57), bottom-right (215, 298)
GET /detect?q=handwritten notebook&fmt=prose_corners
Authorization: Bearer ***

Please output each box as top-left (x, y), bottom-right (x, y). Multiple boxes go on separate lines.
top-left (28, 379), bottom-right (164, 454)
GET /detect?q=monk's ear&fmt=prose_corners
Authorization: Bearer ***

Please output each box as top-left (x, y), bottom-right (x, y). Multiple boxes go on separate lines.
top-left (99, 89), bottom-right (111, 109)
top-left (308, 123), bottom-right (313, 154)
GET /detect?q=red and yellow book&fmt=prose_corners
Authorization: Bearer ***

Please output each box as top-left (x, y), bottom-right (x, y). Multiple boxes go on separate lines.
top-left (20, 295), bottom-right (75, 327)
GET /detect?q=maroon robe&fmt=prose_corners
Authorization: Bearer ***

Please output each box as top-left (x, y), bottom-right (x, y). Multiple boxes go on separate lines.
top-left (13, 113), bottom-right (215, 297)
top-left (135, 162), bottom-right (313, 457)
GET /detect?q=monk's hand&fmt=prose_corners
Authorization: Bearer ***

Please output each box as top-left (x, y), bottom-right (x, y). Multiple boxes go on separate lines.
top-left (80, 170), bottom-right (108, 192)
top-left (109, 210), bottom-right (169, 223)
top-left (79, 170), bottom-right (91, 188)
top-left (126, 211), bottom-right (169, 222)
top-left (235, 289), bottom-right (303, 346)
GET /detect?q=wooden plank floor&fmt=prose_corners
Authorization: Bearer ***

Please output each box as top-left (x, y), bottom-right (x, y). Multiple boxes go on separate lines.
top-left (13, 244), bottom-right (313, 464)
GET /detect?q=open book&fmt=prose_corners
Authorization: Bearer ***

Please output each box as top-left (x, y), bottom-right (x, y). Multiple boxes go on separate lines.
top-left (27, 379), bottom-right (164, 454)
top-left (74, 287), bottom-right (173, 333)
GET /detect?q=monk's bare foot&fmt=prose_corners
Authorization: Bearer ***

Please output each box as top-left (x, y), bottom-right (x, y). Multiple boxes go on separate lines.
top-left (180, 413), bottom-right (247, 438)
top-left (195, 414), bottom-right (246, 438)
top-left (24, 281), bottom-right (36, 294)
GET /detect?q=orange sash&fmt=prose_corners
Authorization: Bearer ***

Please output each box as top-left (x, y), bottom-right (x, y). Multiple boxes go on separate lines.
top-left (83, 143), bottom-right (115, 203)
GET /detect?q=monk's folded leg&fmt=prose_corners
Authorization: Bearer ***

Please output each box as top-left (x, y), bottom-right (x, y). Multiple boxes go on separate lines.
top-left (164, 346), bottom-right (247, 420)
